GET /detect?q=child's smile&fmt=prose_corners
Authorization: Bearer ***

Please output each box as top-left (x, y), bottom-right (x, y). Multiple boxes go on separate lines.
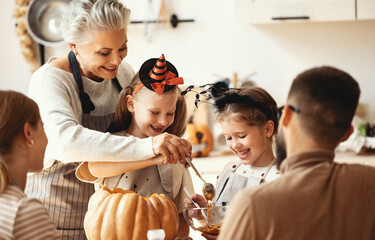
top-left (150, 124), bottom-right (165, 134)
top-left (220, 118), bottom-right (271, 166)
top-left (235, 148), bottom-right (251, 160)
top-left (127, 90), bottom-right (178, 138)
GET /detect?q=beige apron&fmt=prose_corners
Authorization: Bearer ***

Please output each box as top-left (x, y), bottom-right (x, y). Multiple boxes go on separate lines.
top-left (25, 51), bottom-right (122, 239)
top-left (103, 165), bottom-right (174, 199)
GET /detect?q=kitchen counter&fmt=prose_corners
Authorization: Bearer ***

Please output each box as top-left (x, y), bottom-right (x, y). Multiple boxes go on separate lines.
top-left (188, 150), bottom-right (375, 190)
top-left (190, 150), bottom-right (375, 177)
top-left (334, 150), bottom-right (375, 166)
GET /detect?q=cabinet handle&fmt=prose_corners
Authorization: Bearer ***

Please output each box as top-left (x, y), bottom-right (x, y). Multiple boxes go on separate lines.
top-left (272, 16), bottom-right (310, 21)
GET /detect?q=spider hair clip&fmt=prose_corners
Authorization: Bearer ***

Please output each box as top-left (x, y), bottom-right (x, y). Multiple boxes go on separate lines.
top-left (181, 82), bottom-right (241, 108)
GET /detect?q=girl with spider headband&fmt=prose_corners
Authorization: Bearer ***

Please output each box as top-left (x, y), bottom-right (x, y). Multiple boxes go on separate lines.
top-left (76, 54), bottom-right (194, 238)
top-left (184, 86), bottom-right (281, 239)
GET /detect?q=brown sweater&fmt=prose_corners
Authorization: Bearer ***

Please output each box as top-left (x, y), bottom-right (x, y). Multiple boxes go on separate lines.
top-left (218, 149), bottom-right (375, 240)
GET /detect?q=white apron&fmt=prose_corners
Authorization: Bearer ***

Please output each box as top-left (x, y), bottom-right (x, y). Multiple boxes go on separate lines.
top-left (214, 159), bottom-right (276, 206)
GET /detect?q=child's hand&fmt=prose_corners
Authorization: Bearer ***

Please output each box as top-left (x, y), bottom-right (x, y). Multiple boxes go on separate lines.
top-left (184, 193), bottom-right (208, 220)
top-left (184, 193), bottom-right (207, 208)
top-left (152, 133), bottom-right (192, 164)
top-left (202, 232), bottom-right (218, 240)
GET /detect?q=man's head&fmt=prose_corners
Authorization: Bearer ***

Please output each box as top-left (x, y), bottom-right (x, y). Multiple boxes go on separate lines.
top-left (276, 66), bottom-right (360, 167)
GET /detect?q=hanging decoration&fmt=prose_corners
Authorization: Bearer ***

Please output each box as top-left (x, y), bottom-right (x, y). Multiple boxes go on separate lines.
top-left (13, 0), bottom-right (40, 72)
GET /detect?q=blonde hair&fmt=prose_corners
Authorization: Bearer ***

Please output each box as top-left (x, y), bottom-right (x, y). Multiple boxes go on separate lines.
top-left (61, 0), bottom-right (131, 44)
top-left (0, 91), bottom-right (40, 192)
top-left (113, 73), bottom-right (187, 137)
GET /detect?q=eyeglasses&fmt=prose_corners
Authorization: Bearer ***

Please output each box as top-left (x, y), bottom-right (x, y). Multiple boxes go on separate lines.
top-left (277, 104), bottom-right (300, 121)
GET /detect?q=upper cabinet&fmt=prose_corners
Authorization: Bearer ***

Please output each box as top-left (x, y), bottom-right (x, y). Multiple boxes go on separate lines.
top-left (235, 0), bottom-right (375, 24)
top-left (357, 0), bottom-right (375, 20)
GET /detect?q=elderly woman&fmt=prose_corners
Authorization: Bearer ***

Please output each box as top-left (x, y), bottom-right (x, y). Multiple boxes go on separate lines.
top-left (0, 91), bottom-right (60, 239)
top-left (25, 0), bottom-right (191, 238)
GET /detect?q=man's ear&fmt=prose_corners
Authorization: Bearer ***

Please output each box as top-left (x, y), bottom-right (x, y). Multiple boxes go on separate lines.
top-left (340, 125), bottom-right (354, 142)
top-left (280, 106), bottom-right (293, 128)
top-left (126, 95), bottom-right (135, 113)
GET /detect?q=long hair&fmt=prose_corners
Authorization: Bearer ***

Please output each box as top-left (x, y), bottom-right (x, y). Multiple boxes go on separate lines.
top-left (0, 91), bottom-right (40, 192)
top-left (113, 85), bottom-right (133, 131)
top-left (164, 88), bottom-right (187, 137)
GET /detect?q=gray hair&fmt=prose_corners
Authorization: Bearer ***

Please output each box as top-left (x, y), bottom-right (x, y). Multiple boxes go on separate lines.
top-left (61, 0), bottom-right (131, 44)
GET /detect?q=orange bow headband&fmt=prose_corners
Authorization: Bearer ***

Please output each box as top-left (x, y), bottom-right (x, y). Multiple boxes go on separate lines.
top-left (134, 54), bottom-right (184, 95)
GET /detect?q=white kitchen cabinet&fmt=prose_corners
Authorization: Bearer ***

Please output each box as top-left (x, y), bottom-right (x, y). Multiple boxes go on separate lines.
top-left (357, 0), bottom-right (375, 20)
top-left (235, 0), bottom-right (356, 24)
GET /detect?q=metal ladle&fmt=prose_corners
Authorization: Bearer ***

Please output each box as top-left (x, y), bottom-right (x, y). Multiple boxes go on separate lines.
top-left (185, 157), bottom-right (216, 201)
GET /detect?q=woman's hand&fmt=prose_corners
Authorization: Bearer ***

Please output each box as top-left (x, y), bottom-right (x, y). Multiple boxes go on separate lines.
top-left (152, 133), bottom-right (192, 165)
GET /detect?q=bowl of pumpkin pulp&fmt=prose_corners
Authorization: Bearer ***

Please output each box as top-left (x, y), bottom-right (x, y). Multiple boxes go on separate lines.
top-left (183, 205), bottom-right (228, 235)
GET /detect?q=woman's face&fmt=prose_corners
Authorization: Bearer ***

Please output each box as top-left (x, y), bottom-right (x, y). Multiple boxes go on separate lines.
top-left (73, 29), bottom-right (128, 81)
top-left (219, 118), bottom-right (269, 166)
top-left (28, 119), bottom-right (48, 172)
top-left (127, 91), bottom-right (178, 138)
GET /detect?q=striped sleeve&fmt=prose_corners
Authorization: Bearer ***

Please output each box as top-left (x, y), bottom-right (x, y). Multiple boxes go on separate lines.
top-left (13, 198), bottom-right (60, 240)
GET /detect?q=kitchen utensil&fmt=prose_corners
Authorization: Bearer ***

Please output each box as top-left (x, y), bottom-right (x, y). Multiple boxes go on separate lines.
top-left (185, 157), bottom-right (216, 201)
top-left (26, 0), bottom-right (69, 46)
top-left (26, 0), bottom-right (70, 65)
top-left (144, 0), bottom-right (157, 41)
top-left (130, 14), bottom-right (194, 28)
top-left (183, 187), bottom-right (210, 227)
top-left (157, 0), bottom-right (170, 27)
top-left (183, 187), bottom-right (202, 209)
top-left (183, 205), bottom-right (228, 235)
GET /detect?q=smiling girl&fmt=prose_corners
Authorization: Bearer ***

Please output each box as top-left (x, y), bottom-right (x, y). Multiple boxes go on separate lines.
top-left (213, 87), bottom-right (281, 207)
top-left (184, 86), bottom-right (281, 239)
top-left (76, 54), bottom-right (194, 238)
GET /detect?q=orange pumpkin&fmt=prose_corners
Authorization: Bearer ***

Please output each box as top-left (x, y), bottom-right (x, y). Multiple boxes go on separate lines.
top-left (84, 187), bottom-right (179, 240)
top-left (184, 123), bottom-right (214, 157)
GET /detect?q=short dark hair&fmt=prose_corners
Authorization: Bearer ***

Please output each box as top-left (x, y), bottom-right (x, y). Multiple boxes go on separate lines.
top-left (288, 66), bottom-right (360, 145)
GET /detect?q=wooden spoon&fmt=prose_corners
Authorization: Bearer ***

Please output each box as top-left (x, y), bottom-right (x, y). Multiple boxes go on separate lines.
top-left (157, 0), bottom-right (170, 27)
